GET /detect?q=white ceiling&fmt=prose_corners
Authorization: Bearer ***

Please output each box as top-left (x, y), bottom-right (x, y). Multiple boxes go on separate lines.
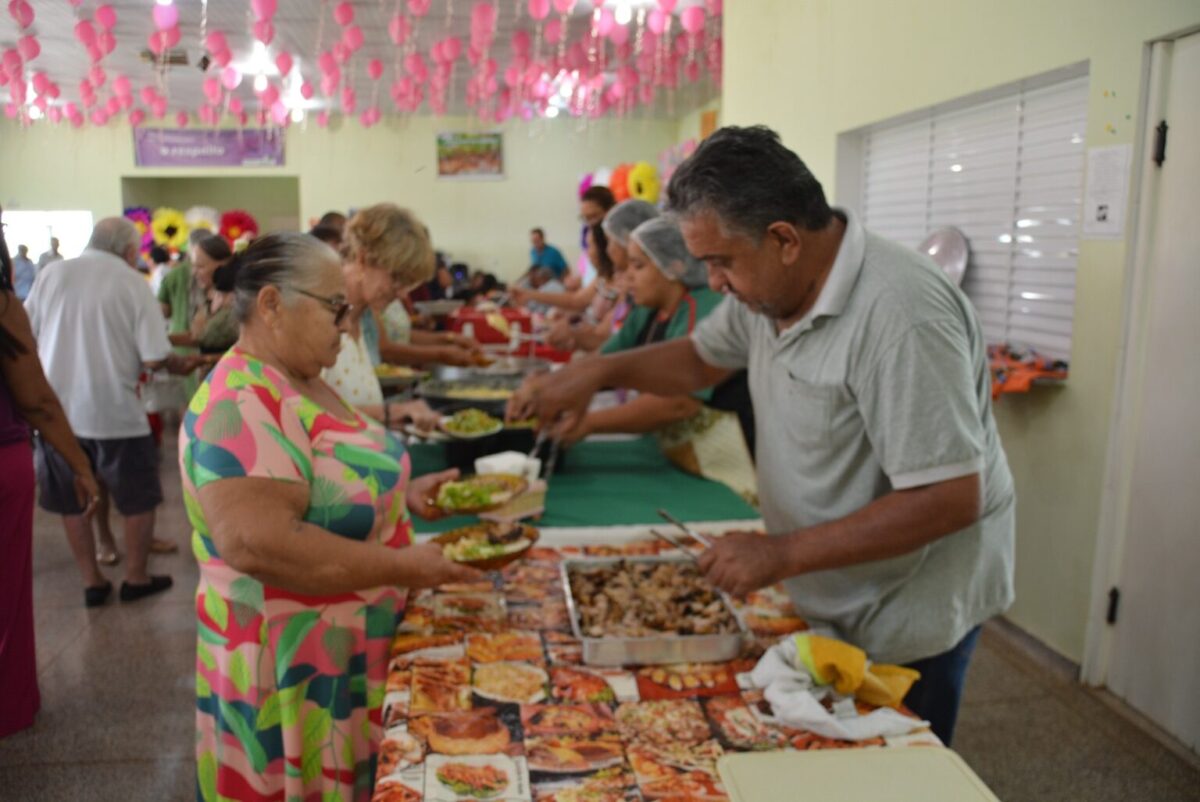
top-left (1, 0), bottom-right (720, 124)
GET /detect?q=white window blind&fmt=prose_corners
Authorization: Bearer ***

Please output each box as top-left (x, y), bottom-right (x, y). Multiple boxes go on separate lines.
top-left (860, 75), bottom-right (1088, 361)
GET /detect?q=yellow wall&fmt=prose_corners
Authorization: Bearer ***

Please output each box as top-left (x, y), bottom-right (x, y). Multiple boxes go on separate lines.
top-left (121, 176), bottom-right (302, 234)
top-left (0, 115), bottom-right (680, 280)
top-left (723, 0), bottom-right (1200, 661)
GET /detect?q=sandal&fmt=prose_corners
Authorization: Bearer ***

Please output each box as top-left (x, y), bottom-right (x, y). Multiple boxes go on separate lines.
top-left (149, 538), bottom-right (179, 555)
top-left (96, 548), bottom-right (121, 566)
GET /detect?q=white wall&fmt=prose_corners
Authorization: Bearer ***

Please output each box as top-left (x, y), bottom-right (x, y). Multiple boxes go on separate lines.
top-left (0, 114), bottom-right (681, 281)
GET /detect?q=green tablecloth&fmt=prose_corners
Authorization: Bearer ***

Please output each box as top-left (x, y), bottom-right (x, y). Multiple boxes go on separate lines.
top-left (409, 436), bottom-right (759, 534)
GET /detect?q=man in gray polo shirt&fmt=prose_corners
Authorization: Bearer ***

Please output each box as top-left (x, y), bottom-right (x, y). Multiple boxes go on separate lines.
top-left (514, 126), bottom-right (1014, 745)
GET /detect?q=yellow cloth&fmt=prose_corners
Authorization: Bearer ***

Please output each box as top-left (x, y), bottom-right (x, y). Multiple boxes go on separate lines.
top-left (794, 634), bottom-right (921, 709)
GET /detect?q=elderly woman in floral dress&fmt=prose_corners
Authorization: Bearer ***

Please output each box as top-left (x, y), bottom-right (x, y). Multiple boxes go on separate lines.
top-left (181, 232), bottom-right (478, 802)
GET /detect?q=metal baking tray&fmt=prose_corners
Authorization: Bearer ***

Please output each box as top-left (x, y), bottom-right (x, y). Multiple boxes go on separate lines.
top-left (560, 556), bottom-right (749, 667)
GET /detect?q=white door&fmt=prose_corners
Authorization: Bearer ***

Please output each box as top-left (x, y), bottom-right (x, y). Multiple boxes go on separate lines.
top-left (1106, 31), bottom-right (1200, 752)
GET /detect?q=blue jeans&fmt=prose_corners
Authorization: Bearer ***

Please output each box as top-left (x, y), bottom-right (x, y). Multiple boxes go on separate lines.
top-left (902, 625), bottom-right (982, 746)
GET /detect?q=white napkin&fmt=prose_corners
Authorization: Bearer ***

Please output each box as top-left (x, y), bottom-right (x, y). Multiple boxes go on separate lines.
top-left (746, 638), bottom-right (928, 742)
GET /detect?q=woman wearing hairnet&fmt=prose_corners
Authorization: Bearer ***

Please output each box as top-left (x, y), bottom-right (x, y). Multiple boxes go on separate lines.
top-left (511, 216), bottom-right (758, 502)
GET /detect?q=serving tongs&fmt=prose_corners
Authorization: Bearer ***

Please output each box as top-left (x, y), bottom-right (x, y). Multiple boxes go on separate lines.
top-left (527, 427), bottom-right (562, 483)
top-left (648, 529), bottom-right (701, 563)
top-left (657, 508), bottom-right (716, 550)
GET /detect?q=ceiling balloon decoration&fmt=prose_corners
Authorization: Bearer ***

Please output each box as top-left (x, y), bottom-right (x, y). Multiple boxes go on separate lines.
top-left (0, 0), bottom-right (721, 129)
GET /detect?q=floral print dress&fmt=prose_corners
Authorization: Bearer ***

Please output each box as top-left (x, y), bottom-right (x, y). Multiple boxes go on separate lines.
top-left (180, 349), bottom-right (413, 802)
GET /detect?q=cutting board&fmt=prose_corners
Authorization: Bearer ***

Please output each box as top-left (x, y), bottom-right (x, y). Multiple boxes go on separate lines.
top-left (717, 748), bottom-right (1000, 802)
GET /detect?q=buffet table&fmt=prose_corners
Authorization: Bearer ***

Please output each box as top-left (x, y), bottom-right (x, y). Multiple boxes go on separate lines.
top-left (407, 436), bottom-right (760, 534)
top-left (373, 517), bottom-right (941, 802)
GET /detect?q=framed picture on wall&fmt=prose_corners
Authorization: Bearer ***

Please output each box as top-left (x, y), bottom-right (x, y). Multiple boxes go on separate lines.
top-left (436, 131), bottom-right (504, 180)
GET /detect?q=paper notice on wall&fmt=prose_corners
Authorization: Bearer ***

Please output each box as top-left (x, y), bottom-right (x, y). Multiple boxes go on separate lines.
top-left (1082, 144), bottom-right (1133, 239)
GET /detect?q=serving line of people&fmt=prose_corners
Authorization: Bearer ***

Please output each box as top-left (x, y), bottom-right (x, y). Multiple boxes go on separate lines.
top-left (512, 125), bottom-right (1016, 747)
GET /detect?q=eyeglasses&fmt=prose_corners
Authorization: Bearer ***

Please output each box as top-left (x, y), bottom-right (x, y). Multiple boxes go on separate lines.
top-left (291, 288), bottom-right (352, 326)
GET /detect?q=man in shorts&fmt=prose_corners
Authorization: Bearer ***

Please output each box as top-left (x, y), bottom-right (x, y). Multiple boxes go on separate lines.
top-left (25, 218), bottom-right (202, 607)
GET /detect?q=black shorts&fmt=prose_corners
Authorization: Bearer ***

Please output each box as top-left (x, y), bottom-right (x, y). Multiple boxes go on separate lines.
top-left (35, 434), bottom-right (163, 516)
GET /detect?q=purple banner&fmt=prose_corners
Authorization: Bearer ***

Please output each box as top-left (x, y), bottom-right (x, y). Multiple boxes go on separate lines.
top-left (132, 128), bottom-right (285, 167)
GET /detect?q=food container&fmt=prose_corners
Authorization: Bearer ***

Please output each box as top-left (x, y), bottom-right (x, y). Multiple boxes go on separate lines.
top-left (560, 556), bottom-right (749, 667)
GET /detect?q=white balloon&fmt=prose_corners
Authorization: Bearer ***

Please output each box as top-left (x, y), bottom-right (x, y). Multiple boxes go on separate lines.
top-left (592, 166), bottom-right (613, 188)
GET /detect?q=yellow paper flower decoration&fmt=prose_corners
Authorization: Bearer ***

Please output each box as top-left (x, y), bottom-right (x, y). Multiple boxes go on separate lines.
top-left (151, 207), bottom-right (190, 251)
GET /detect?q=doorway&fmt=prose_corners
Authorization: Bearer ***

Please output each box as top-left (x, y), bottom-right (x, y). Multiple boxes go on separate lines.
top-left (1086, 30), bottom-right (1200, 753)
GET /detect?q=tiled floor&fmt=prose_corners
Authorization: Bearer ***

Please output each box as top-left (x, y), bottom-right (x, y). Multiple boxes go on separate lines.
top-left (2, 440), bottom-right (1198, 801)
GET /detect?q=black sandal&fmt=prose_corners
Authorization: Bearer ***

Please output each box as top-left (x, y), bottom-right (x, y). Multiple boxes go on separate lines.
top-left (119, 575), bottom-right (174, 602)
top-left (84, 581), bottom-right (113, 608)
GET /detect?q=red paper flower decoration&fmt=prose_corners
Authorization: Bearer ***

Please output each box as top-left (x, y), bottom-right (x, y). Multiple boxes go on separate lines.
top-left (219, 209), bottom-right (259, 245)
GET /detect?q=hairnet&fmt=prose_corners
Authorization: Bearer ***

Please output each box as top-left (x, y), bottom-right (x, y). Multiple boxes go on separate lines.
top-left (629, 217), bottom-right (709, 289)
top-left (601, 199), bottom-right (659, 248)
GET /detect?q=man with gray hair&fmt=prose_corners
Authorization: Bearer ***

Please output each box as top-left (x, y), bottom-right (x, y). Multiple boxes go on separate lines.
top-left (24, 217), bottom-right (201, 607)
top-left (515, 126), bottom-right (1015, 746)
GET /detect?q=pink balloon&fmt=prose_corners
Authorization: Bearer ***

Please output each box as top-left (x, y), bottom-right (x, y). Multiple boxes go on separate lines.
top-left (70, 113), bottom-right (84, 128)
top-left (236, 110), bottom-right (248, 126)
top-left (389, 14), bottom-right (411, 45)
top-left (75, 20), bottom-right (97, 46)
top-left (407, 0), bottom-right (431, 17)
top-left (275, 51), bottom-right (293, 76)
top-left (270, 100), bottom-right (288, 126)
top-left (552, 0), bottom-right (574, 12)
top-left (87, 43), bottom-right (104, 63)
top-left (165, 26), bottom-right (182, 48)
top-left (596, 7), bottom-right (615, 35)
top-left (104, 96), bottom-right (120, 115)
top-left (88, 65), bottom-right (106, 88)
top-left (685, 59), bottom-right (700, 82)
top-left (31, 71), bottom-right (49, 93)
top-left (145, 32), bottom-right (162, 56)
top-left (64, 101), bottom-right (78, 117)
top-left (112, 74), bottom-right (132, 97)
top-left (443, 37), bottom-right (462, 61)
top-left (254, 20), bottom-right (275, 45)
top-left (152, 3), bottom-right (178, 31)
top-left (405, 53), bottom-right (428, 81)
top-left (8, 0), bottom-right (33, 30)
top-left (91, 109), bottom-right (109, 126)
top-left (251, 0), bottom-right (277, 20)
top-left (647, 8), bottom-right (667, 34)
top-left (320, 73), bottom-right (339, 96)
top-left (140, 86), bottom-right (157, 105)
top-left (472, 1), bottom-right (497, 27)
top-left (260, 84), bottom-right (280, 107)
top-left (341, 85), bottom-right (357, 113)
top-left (657, 0), bottom-right (677, 11)
top-left (152, 99), bottom-right (167, 118)
top-left (211, 48), bottom-right (232, 68)
top-left (98, 30), bottom-right (116, 55)
top-left (220, 66), bottom-right (241, 90)
top-left (299, 80), bottom-right (314, 100)
top-left (608, 21), bottom-right (629, 45)
top-left (367, 58), bottom-right (384, 80)
top-left (228, 96), bottom-right (244, 114)
top-left (333, 42), bottom-right (351, 64)
top-left (544, 18), bottom-right (562, 44)
top-left (175, 111), bottom-right (189, 127)
top-left (129, 107), bottom-right (146, 126)
top-left (95, 4), bottom-right (117, 29)
top-left (333, 1), bottom-right (354, 26)
top-left (17, 35), bottom-right (39, 62)
top-left (705, 0), bottom-right (722, 13)
top-left (46, 82), bottom-right (61, 99)
top-left (5, 102), bottom-right (21, 120)
top-left (680, 6), bottom-right (705, 33)
top-left (48, 106), bottom-right (62, 123)
top-left (316, 110), bottom-right (330, 127)
top-left (119, 94), bottom-right (133, 110)
top-left (317, 51), bottom-right (337, 74)
top-left (203, 77), bottom-right (222, 104)
top-left (343, 25), bottom-right (364, 51)
top-left (205, 31), bottom-right (228, 52)
top-left (511, 30), bottom-right (532, 56)
top-left (528, 0), bottom-right (550, 21)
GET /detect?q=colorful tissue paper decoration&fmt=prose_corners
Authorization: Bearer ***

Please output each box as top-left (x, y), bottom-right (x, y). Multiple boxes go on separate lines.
top-left (219, 210), bottom-right (259, 248)
top-left (150, 207), bottom-right (189, 250)
top-left (123, 206), bottom-right (154, 256)
top-left (185, 206), bottom-right (221, 235)
top-left (627, 161), bottom-right (660, 203)
top-left (590, 161), bottom-right (661, 204)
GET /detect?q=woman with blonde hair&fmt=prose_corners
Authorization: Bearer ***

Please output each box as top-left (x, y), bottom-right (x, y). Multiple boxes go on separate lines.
top-left (181, 231), bottom-right (479, 801)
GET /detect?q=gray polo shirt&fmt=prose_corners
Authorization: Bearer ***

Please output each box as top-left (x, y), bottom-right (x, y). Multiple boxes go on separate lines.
top-left (692, 209), bottom-right (1014, 664)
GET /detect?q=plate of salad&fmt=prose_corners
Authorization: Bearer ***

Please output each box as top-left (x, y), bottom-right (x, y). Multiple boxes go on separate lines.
top-left (432, 473), bottom-right (528, 515)
top-left (439, 408), bottom-right (504, 439)
top-left (433, 521), bottom-right (540, 570)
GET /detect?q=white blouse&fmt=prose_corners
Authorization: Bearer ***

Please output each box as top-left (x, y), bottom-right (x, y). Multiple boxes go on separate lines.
top-left (321, 331), bottom-right (383, 408)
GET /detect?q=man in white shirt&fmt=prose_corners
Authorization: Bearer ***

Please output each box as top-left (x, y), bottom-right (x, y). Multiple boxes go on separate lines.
top-left (25, 218), bottom-right (201, 606)
top-left (37, 237), bottom-right (63, 270)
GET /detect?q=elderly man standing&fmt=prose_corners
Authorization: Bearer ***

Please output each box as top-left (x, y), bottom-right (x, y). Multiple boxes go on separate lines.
top-left (37, 237), bottom-right (63, 271)
top-left (516, 126), bottom-right (1015, 746)
top-left (24, 218), bottom-right (200, 606)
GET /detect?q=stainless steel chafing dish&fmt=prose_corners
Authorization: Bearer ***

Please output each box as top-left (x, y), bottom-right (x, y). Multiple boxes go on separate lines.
top-left (560, 555), bottom-right (749, 667)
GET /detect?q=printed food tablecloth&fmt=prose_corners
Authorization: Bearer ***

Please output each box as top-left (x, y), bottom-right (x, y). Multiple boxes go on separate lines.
top-left (373, 534), bottom-right (936, 802)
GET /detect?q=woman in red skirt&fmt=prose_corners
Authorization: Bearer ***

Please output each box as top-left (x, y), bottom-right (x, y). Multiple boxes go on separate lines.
top-left (0, 211), bottom-right (99, 738)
